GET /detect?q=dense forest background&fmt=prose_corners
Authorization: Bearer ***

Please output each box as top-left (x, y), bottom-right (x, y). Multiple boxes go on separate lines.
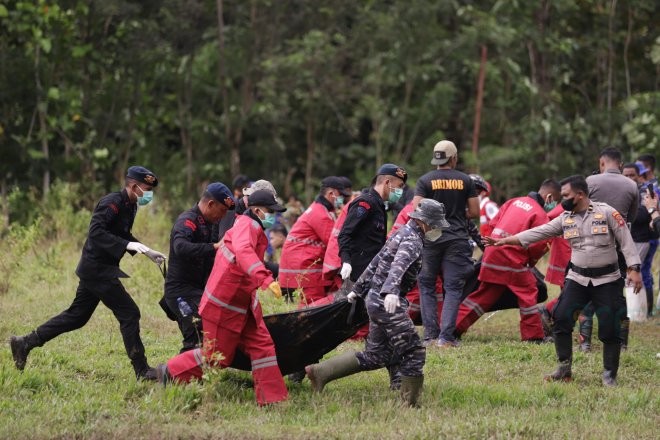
top-left (1, 0), bottom-right (658, 228)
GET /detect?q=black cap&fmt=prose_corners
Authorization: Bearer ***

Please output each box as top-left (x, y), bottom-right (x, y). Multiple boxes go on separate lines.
top-left (205, 182), bottom-right (236, 210)
top-left (321, 176), bottom-right (352, 197)
top-left (339, 176), bottom-right (353, 197)
top-left (376, 163), bottom-right (408, 183)
top-left (126, 166), bottom-right (158, 187)
top-left (232, 174), bottom-right (251, 190)
top-left (247, 189), bottom-right (286, 212)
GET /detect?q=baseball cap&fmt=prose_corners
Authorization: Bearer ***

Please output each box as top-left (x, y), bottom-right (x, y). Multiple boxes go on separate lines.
top-left (205, 182), bottom-right (236, 210)
top-left (126, 166), bottom-right (158, 187)
top-left (232, 174), bottom-right (251, 190)
top-left (376, 164), bottom-right (408, 183)
top-left (247, 189), bottom-right (286, 212)
top-left (431, 140), bottom-right (457, 165)
top-left (635, 161), bottom-right (650, 176)
top-left (243, 179), bottom-right (277, 197)
top-left (321, 176), bottom-right (352, 197)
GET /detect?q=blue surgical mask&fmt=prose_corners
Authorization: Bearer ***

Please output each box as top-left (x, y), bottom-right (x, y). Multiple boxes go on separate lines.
top-left (136, 186), bottom-right (153, 206)
top-left (334, 196), bottom-right (345, 209)
top-left (388, 186), bottom-right (403, 203)
top-left (261, 212), bottom-right (276, 229)
top-left (544, 201), bottom-right (557, 212)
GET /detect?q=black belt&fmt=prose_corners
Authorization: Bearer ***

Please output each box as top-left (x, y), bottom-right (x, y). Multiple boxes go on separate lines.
top-left (569, 263), bottom-right (618, 278)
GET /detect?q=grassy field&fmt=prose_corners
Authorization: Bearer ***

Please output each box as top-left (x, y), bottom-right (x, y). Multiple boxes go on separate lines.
top-left (1, 206), bottom-right (659, 439)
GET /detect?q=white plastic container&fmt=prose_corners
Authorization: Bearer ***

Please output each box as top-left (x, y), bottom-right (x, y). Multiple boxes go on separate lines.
top-left (625, 286), bottom-right (647, 322)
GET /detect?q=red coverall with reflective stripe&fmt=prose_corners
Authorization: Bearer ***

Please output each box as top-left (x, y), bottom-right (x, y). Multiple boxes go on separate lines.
top-left (166, 214), bottom-right (288, 405)
top-left (456, 196), bottom-right (550, 340)
top-left (279, 200), bottom-right (336, 304)
top-left (322, 203), bottom-right (350, 283)
top-left (543, 204), bottom-right (570, 313)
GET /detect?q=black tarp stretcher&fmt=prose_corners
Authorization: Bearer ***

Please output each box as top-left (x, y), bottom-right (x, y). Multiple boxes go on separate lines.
top-left (229, 261), bottom-right (548, 375)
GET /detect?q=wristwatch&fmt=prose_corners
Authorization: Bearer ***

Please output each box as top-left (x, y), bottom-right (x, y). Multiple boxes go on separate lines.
top-left (629, 264), bottom-right (641, 272)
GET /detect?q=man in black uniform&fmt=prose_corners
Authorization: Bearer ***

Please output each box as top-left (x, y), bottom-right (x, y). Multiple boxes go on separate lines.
top-left (164, 182), bottom-right (235, 353)
top-left (338, 163), bottom-right (408, 283)
top-left (9, 166), bottom-right (167, 380)
top-left (412, 140), bottom-right (479, 347)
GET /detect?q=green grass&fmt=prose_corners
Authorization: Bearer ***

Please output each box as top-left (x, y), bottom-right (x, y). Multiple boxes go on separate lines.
top-left (1, 209), bottom-right (659, 439)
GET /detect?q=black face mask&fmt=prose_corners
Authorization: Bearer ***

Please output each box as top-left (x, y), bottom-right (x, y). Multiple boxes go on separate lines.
top-left (561, 197), bottom-right (576, 211)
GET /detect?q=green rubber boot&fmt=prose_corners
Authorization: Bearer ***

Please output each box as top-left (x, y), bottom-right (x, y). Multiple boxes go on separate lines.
top-left (305, 351), bottom-right (361, 392)
top-left (400, 375), bottom-right (424, 407)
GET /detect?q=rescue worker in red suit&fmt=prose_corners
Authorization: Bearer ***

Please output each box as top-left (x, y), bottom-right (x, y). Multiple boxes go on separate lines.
top-left (538, 202), bottom-right (571, 337)
top-left (472, 174), bottom-right (499, 237)
top-left (157, 190), bottom-right (288, 406)
top-left (279, 177), bottom-right (351, 305)
top-left (322, 177), bottom-right (356, 290)
top-left (454, 180), bottom-right (562, 341)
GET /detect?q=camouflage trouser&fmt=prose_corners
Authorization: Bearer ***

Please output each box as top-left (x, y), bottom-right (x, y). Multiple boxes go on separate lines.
top-left (356, 291), bottom-right (426, 378)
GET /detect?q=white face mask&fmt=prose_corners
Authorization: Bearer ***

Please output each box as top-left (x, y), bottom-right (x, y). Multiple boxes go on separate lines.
top-left (425, 228), bottom-right (443, 242)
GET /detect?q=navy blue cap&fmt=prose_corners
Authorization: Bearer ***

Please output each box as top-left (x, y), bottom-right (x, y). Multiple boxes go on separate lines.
top-left (206, 182), bottom-right (236, 210)
top-left (126, 166), bottom-right (158, 187)
top-left (377, 163), bottom-right (408, 183)
top-left (248, 190), bottom-right (286, 212)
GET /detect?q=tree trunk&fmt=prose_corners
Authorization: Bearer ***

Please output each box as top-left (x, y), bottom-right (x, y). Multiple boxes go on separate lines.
top-left (623, 4), bottom-right (633, 120)
top-left (304, 118), bottom-right (315, 205)
top-left (471, 45), bottom-right (488, 162)
top-left (34, 45), bottom-right (50, 197)
top-left (606, 0), bottom-right (618, 136)
top-left (1, 178), bottom-right (8, 231)
top-left (216, 0), bottom-right (241, 177)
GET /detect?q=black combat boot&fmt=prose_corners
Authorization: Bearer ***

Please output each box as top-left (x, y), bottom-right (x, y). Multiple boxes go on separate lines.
top-left (9, 331), bottom-right (44, 371)
top-left (400, 375), bottom-right (424, 407)
top-left (305, 351), bottom-right (361, 392)
top-left (602, 343), bottom-right (621, 387)
top-left (133, 357), bottom-right (157, 381)
top-left (578, 313), bottom-right (592, 353)
top-left (544, 359), bottom-right (572, 382)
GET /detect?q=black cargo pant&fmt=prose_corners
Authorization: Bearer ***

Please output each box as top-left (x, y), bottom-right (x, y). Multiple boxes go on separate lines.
top-left (552, 278), bottom-right (626, 367)
top-left (36, 277), bottom-right (149, 374)
top-left (164, 294), bottom-right (203, 353)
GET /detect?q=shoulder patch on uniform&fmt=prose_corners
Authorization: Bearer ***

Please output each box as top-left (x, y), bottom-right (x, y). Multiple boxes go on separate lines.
top-left (184, 219), bottom-right (197, 231)
top-left (358, 201), bottom-right (370, 210)
top-left (108, 203), bottom-right (119, 214)
top-left (611, 210), bottom-right (625, 227)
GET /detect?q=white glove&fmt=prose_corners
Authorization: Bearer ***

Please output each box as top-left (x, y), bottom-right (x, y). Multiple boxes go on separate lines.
top-left (127, 242), bottom-right (150, 254)
top-left (145, 249), bottom-right (167, 264)
top-left (384, 294), bottom-right (400, 314)
top-left (347, 291), bottom-right (358, 303)
top-left (340, 262), bottom-right (352, 280)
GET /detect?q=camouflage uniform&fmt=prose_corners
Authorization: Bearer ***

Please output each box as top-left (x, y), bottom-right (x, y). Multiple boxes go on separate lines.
top-left (352, 220), bottom-right (426, 378)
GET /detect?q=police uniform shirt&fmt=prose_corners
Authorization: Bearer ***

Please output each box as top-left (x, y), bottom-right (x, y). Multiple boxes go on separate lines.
top-left (338, 188), bottom-right (387, 279)
top-left (516, 202), bottom-right (641, 287)
top-left (165, 204), bottom-right (219, 298)
top-left (75, 189), bottom-right (139, 280)
top-left (414, 169), bottom-right (477, 243)
top-left (587, 169), bottom-right (639, 223)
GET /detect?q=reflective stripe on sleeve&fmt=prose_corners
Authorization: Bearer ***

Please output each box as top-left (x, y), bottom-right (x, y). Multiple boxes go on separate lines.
top-left (481, 262), bottom-right (530, 273)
